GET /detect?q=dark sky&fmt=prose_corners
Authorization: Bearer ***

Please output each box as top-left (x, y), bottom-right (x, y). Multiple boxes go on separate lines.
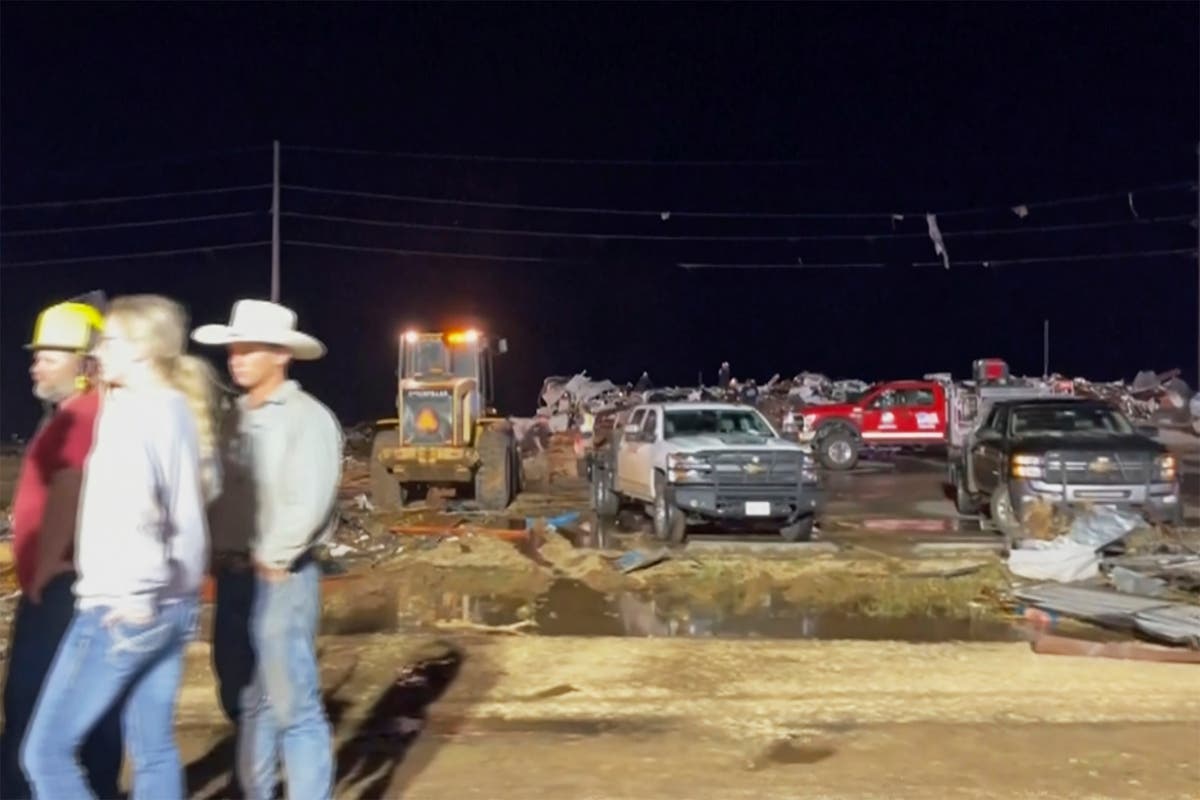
top-left (2, 3), bottom-right (1197, 437)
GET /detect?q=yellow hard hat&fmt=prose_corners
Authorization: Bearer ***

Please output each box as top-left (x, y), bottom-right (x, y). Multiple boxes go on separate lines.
top-left (26, 301), bottom-right (106, 352)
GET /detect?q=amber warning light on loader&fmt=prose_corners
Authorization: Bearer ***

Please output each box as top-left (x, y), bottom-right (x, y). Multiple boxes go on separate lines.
top-left (415, 407), bottom-right (440, 433)
top-left (446, 329), bottom-right (479, 344)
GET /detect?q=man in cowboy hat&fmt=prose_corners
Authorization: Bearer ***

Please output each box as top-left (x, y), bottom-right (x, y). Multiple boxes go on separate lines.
top-left (193, 299), bottom-right (342, 800)
top-left (1, 292), bottom-right (123, 800)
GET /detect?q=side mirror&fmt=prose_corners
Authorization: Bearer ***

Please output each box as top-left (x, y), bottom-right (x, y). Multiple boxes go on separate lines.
top-left (497, 338), bottom-right (509, 354)
top-left (1136, 425), bottom-right (1158, 437)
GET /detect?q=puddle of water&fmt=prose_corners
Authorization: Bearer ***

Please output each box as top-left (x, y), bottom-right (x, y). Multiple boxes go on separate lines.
top-left (414, 578), bottom-right (1022, 642)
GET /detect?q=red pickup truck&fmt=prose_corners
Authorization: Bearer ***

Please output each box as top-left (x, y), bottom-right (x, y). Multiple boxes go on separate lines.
top-left (796, 380), bottom-right (949, 469)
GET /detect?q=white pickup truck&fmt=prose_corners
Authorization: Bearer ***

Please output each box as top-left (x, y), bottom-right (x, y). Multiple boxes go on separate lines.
top-left (590, 402), bottom-right (823, 543)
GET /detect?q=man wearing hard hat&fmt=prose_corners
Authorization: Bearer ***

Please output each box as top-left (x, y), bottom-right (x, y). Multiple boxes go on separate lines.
top-left (0, 293), bottom-right (123, 800)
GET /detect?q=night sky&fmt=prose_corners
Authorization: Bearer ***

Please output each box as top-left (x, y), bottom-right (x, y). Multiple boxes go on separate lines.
top-left (2, 3), bottom-right (1197, 438)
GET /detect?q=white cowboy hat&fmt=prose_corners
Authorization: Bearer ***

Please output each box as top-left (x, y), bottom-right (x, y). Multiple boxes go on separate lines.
top-left (191, 299), bottom-right (326, 360)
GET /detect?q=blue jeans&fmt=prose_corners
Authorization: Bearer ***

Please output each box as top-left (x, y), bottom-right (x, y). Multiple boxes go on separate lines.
top-left (21, 598), bottom-right (198, 800)
top-left (0, 573), bottom-right (122, 800)
top-left (237, 560), bottom-right (332, 800)
top-left (212, 564), bottom-right (257, 723)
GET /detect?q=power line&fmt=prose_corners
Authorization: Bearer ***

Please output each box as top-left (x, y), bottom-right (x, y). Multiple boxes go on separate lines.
top-left (0, 184), bottom-right (272, 211)
top-left (0, 241), bottom-right (271, 269)
top-left (1, 211), bottom-right (265, 237)
top-left (282, 210), bottom-right (1195, 243)
top-left (286, 240), bottom-right (1195, 271)
top-left (911, 247), bottom-right (1197, 269)
top-left (284, 143), bottom-right (825, 167)
top-left (282, 239), bottom-right (588, 264)
top-left (937, 181), bottom-right (1196, 218)
top-left (283, 180), bottom-right (1195, 221)
top-left (23, 146), bottom-right (271, 177)
top-left (679, 261), bottom-right (887, 270)
top-left (683, 248), bottom-right (1197, 271)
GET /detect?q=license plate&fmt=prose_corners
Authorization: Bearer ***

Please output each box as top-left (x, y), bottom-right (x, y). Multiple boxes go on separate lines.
top-left (745, 501), bottom-right (771, 517)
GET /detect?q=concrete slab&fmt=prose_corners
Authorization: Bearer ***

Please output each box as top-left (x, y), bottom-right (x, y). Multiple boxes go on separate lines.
top-left (912, 541), bottom-right (1005, 556)
top-left (684, 540), bottom-right (840, 556)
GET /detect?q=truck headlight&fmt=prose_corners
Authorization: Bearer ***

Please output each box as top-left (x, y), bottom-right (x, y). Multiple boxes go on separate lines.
top-left (1155, 454), bottom-right (1177, 482)
top-left (801, 454), bottom-right (818, 483)
top-left (1011, 454), bottom-right (1045, 479)
top-left (667, 453), bottom-right (712, 483)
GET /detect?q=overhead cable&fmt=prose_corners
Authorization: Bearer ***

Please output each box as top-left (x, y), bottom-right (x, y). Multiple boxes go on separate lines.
top-left (0, 184), bottom-right (272, 211)
top-left (1, 211), bottom-right (264, 237)
top-left (284, 143), bottom-right (825, 167)
top-left (281, 210), bottom-right (1195, 243)
top-left (0, 241), bottom-right (271, 269)
top-left (282, 239), bottom-right (585, 264)
top-left (283, 181), bottom-right (1195, 221)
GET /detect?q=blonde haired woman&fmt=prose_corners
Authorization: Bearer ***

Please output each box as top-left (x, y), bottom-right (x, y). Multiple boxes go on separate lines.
top-left (22, 295), bottom-right (218, 800)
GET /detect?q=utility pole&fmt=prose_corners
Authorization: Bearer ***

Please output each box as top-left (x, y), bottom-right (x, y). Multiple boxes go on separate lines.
top-left (1043, 318), bottom-right (1050, 379)
top-left (271, 140), bottom-right (281, 302)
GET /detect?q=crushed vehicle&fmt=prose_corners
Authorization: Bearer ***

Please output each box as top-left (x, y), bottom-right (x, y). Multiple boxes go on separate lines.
top-left (590, 401), bottom-right (823, 543)
top-left (370, 329), bottom-right (519, 510)
top-left (950, 397), bottom-right (1182, 544)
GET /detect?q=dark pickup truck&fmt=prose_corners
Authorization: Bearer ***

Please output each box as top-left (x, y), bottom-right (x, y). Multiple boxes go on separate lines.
top-left (951, 398), bottom-right (1182, 540)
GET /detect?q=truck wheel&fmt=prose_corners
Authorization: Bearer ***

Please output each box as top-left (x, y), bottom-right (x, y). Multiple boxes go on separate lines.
top-left (989, 485), bottom-right (1021, 545)
top-left (592, 464), bottom-right (619, 519)
top-left (370, 430), bottom-right (406, 511)
top-left (952, 465), bottom-right (980, 515)
top-left (780, 515), bottom-right (815, 542)
top-left (475, 426), bottom-right (515, 511)
top-left (817, 428), bottom-right (860, 471)
top-left (652, 473), bottom-right (688, 544)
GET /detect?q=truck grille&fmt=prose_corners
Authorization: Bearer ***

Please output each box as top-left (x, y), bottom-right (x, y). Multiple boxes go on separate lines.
top-left (1042, 451), bottom-right (1154, 485)
top-left (703, 451), bottom-right (804, 497)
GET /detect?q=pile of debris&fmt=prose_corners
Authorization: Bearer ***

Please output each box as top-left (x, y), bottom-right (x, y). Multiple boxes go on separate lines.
top-left (514, 369), bottom-right (874, 446)
top-left (1005, 504), bottom-right (1200, 652)
top-left (1071, 368), bottom-right (1193, 423)
top-left (515, 365), bottom-right (1193, 441)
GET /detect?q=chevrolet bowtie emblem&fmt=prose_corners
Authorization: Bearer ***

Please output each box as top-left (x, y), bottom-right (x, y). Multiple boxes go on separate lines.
top-left (744, 462), bottom-right (766, 475)
top-left (1089, 457), bottom-right (1115, 474)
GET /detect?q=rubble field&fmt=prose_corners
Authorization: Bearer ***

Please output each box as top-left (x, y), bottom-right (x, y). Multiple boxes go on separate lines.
top-left (518, 366), bottom-right (1196, 442)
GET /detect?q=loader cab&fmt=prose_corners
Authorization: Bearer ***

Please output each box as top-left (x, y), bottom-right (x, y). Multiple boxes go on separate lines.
top-left (400, 329), bottom-right (507, 412)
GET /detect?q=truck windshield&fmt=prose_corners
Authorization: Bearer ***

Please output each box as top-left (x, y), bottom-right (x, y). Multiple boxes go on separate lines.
top-left (663, 409), bottom-right (775, 439)
top-left (1009, 405), bottom-right (1134, 437)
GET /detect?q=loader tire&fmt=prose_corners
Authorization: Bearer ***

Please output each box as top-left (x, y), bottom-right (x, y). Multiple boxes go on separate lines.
top-left (475, 425), bottom-right (515, 511)
top-left (370, 430), bottom-right (406, 511)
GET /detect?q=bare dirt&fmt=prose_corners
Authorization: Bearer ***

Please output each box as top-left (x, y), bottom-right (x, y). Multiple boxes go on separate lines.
top-left (173, 635), bottom-right (1200, 799)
